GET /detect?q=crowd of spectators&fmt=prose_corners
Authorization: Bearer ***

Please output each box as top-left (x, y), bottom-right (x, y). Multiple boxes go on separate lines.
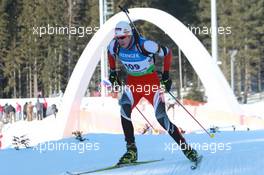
top-left (0, 98), bottom-right (58, 125)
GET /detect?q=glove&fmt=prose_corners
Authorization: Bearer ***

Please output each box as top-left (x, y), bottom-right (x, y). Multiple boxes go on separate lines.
top-left (109, 70), bottom-right (120, 86)
top-left (161, 71), bottom-right (172, 92)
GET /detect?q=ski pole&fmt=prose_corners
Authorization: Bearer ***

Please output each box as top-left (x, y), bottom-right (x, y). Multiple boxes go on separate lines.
top-left (118, 5), bottom-right (141, 36)
top-left (167, 91), bottom-right (215, 138)
top-left (135, 106), bottom-right (156, 131)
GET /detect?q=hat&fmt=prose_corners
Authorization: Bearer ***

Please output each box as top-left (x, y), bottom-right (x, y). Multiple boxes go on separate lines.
top-left (115, 21), bottom-right (132, 37)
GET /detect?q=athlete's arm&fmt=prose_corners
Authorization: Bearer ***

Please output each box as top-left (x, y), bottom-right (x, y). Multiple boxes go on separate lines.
top-left (141, 40), bottom-right (172, 72)
top-left (107, 40), bottom-right (117, 71)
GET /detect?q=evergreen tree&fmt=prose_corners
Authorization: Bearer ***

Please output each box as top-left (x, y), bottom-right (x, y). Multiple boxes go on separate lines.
top-left (0, 0), bottom-right (9, 97)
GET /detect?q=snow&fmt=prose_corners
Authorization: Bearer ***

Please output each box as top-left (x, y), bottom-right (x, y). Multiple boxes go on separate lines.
top-left (0, 131), bottom-right (264, 175)
top-left (0, 98), bottom-right (263, 175)
top-left (241, 101), bottom-right (264, 119)
top-left (0, 116), bottom-right (62, 148)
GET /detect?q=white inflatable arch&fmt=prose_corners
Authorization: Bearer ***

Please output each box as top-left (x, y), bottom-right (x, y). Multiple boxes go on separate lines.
top-left (57, 8), bottom-right (240, 137)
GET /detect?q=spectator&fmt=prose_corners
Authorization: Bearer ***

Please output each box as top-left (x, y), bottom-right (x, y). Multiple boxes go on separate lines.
top-left (43, 98), bottom-right (48, 118)
top-left (33, 105), bottom-right (37, 120)
top-left (27, 102), bottom-right (33, 121)
top-left (23, 102), bottom-right (28, 120)
top-left (3, 104), bottom-right (9, 123)
top-left (16, 102), bottom-right (22, 121)
top-left (8, 104), bottom-right (16, 123)
top-left (35, 99), bottom-right (43, 120)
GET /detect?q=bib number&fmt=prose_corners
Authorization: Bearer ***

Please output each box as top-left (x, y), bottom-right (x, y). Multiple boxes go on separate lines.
top-left (124, 63), bottom-right (140, 71)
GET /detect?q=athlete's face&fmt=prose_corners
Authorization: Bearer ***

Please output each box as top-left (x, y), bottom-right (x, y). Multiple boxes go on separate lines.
top-left (117, 35), bottom-right (132, 48)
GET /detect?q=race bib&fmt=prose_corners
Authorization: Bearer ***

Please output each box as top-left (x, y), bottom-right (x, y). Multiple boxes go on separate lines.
top-left (121, 58), bottom-right (153, 73)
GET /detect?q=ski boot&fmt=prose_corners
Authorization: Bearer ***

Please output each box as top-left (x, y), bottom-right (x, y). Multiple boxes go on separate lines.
top-left (182, 144), bottom-right (199, 162)
top-left (117, 143), bottom-right (138, 165)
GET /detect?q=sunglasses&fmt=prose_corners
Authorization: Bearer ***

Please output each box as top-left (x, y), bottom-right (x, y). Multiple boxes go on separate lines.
top-left (116, 35), bottom-right (128, 40)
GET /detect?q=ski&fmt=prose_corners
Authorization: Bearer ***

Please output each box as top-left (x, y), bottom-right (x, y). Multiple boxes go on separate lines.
top-left (190, 155), bottom-right (203, 170)
top-left (66, 159), bottom-right (164, 175)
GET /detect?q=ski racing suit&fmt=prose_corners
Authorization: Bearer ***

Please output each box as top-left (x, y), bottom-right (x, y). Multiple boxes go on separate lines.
top-left (107, 35), bottom-right (187, 147)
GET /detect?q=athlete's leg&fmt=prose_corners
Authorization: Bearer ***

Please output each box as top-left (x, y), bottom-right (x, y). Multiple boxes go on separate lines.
top-left (152, 91), bottom-right (186, 144)
top-left (119, 86), bottom-right (141, 144)
top-left (117, 86), bottom-right (141, 165)
top-left (119, 91), bottom-right (134, 144)
top-left (152, 91), bottom-right (199, 162)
